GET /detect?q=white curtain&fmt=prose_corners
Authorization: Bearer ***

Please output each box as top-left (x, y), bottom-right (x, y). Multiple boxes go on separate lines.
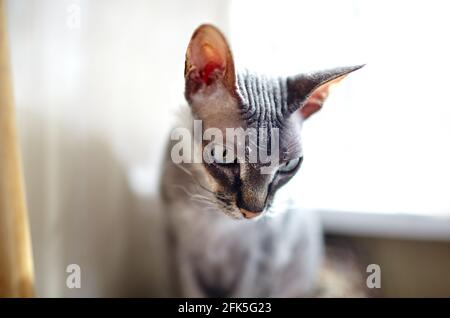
top-left (7, 0), bottom-right (230, 297)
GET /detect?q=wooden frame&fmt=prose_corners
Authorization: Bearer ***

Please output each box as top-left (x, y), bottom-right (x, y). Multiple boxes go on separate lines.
top-left (0, 0), bottom-right (35, 297)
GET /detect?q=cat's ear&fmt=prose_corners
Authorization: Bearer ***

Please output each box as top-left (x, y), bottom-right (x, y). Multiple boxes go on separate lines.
top-left (185, 24), bottom-right (236, 101)
top-left (287, 65), bottom-right (364, 120)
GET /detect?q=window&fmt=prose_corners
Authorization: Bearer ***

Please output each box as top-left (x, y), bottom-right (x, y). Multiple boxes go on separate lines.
top-left (230, 0), bottom-right (450, 223)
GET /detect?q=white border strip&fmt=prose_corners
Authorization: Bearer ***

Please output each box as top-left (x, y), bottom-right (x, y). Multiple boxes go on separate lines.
top-left (318, 210), bottom-right (450, 241)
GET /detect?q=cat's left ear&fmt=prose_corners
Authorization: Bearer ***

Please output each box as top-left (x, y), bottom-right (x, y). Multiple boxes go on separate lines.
top-left (184, 24), bottom-right (236, 101)
top-left (287, 65), bottom-right (364, 120)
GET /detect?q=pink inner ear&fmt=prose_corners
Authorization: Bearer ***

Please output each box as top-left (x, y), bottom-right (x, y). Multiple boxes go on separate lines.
top-left (300, 97), bottom-right (323, 120)
top-left (190, 41), bottom-right (226, 86)
top-left (201, 61), bottom-right (225, 85)
top-left (185, 25), bottom-right (236, 96)
top-left (300, 75), bottom-right (346, 120)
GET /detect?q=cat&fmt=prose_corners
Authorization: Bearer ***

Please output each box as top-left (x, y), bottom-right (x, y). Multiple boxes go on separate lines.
top-left (160, 24), bottom-right (363, 297)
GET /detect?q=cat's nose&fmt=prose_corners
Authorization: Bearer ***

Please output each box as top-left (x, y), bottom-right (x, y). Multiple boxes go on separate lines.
top-left (240, 209), bottom-right (262, 219)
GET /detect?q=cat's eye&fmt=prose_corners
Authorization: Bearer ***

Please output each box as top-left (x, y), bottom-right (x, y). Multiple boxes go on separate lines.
top-left (211, 145), bottom-right (237, 165)
top-left (278, 157), bottom-right (303, 174)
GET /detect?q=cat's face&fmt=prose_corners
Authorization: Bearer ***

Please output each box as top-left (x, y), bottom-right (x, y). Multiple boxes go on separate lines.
top-left (183, 24), bottom-right (362, 220)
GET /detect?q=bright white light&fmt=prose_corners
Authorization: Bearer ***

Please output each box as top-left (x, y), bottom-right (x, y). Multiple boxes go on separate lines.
top-left (230, 0), bottom-right (450, 216)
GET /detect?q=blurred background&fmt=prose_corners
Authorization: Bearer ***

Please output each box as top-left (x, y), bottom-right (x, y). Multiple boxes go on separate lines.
top-left (5, 0), bottom-right (450, 297)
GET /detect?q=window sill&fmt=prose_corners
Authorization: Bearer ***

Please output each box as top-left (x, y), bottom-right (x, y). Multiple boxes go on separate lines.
top-left (318, 210), bottom-right (450, 241)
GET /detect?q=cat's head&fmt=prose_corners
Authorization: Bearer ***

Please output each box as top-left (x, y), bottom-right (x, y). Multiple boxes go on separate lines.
top-left (183, 24), bottom-right (362, 220)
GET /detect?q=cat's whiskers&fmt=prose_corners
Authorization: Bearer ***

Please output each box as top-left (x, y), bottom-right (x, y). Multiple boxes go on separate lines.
top-left (175, 164), bottom-right (228, 200)
top-left (172, 185), bottom-right (213, 203)
top-left (191, 196), bottom-right (232, 216)
top-left (171, 183), bottom-right (232, 215)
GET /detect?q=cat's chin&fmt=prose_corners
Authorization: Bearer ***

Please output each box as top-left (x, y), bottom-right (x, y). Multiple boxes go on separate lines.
top-left (218, 207), bottom-right (265, 221)
top-left (227, 209), bottom-right (267, 221)
top-left (239, 209), bottom-right (263, 220)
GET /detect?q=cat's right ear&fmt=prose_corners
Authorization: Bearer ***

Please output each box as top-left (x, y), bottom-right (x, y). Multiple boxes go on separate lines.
top-left (184, 24), bottom-right (236, 101)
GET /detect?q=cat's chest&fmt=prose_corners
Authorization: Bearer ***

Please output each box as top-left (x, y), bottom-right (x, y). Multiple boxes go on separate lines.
top-left (165, 198), bottom-right (322, 297)
top-left (168, 201), bottom-right (306, 265)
